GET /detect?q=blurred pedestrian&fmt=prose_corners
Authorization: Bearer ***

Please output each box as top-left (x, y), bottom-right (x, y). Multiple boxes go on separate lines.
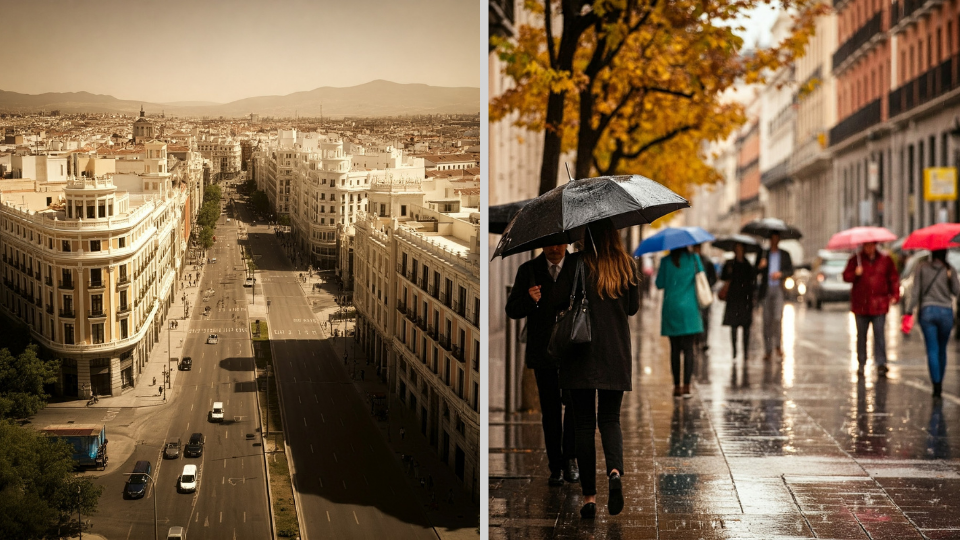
top-left (657, 246), bottom-right (704, 397)
top-left (720, 243), bottom-right (757, 361)
top-left (843, 241), bottom-right (899, 377)
top-left (506, 243), bottom-right (580, 487)
top-left (903, 249), bottom-right (959, 397)
top-left (692, 243), bottom-right (717, 351)
top-left (757, 232), bottom-right (794, 360)
top-left (558, 219), bottom-right (639, 519)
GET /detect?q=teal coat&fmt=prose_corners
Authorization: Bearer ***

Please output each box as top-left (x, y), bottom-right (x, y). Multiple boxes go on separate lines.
top-left (655, 251), bottom-right (705, 337)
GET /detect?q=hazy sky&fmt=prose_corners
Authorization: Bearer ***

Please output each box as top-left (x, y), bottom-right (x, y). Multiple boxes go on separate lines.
top-left (0, 0), bottom-right (482, 103)
top-left (735, 4), bottom-right (780, 49)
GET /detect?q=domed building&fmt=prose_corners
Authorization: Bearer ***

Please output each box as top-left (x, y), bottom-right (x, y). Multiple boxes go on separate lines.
top-left (132, 106), bottom-right (155, 144)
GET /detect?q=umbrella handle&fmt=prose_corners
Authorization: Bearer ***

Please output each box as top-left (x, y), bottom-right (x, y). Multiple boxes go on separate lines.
top-left (564, 162), bottom-right (574, 183)
top-left (586, 226), bottom-right (598, 257)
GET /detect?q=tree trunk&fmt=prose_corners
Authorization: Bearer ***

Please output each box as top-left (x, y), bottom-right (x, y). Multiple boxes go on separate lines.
top-left (539, 91), bottom-right (567, 195)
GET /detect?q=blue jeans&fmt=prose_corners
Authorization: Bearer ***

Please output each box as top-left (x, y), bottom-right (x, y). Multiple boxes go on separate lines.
top-left (855, 314), bottom-right (887, 366)
top-left (919, 306), bottom-right (954, 384)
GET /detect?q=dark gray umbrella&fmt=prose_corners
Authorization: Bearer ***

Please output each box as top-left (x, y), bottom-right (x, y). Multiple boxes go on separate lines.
top-left (489, 198), bottom-right (532, 235)
top-left (740, 218), bottom-right (803, 240)
top-left (712, 234), bottom-right (762, 253)
top-left (493, 174), bottom-right (689, 258)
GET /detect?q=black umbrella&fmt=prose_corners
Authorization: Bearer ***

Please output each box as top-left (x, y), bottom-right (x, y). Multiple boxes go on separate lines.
top-left (711, 234), bottom-right (762, 253)
top-left (740, 218), bottom-right (803, 240)
top-left (489, 198), bottom-right (532, 235)
top-left (493, 174), bottom-right (689, 258)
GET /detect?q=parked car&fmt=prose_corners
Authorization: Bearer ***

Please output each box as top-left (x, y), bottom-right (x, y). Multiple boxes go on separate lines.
top-left (179, 357), bottom-right (192, 371)
top-left (167, 526), bottom-right (185, 540)
top-left (163, 439), bottom-right (181, 460)
top-left (244, 277), bottom-right (255, 287)
top-left (184, 433), bottom-right (205, 457)
top-left (784, 267), bottom-right (811, 300)
top-left (124, 460), bottom-right (152, 499)
top-left (210, 401), bottom-right (224, 422)
top-left (206, 334), bottom-right (218, 344)
top-left (806, 250), bottom-right (853, 309)
top-left (177, 464), bottom-right (198, 493)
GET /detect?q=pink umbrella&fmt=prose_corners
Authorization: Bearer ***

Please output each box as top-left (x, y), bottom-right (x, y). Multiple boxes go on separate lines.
top-left (903, 223), bottom-right (960, 250)
top-left (826, 226), bottom-right (897, 251)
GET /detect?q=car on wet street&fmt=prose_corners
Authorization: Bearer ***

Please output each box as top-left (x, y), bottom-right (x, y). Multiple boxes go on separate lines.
top-left (179, 356), bottom-right (192, 370)
top-left (163, 439), bottom-right (181, 459)
top-left (805, 250), bottom-right (852, 309)
top-left (177, 464), bottom-right (198, 493)
top-left (206, 334), bottom-right (218, 344)
top-left (184, 433), bottom-right (205, 457)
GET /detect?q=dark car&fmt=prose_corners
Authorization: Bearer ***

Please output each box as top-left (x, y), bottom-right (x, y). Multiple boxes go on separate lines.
top-left (184, 433), bottom-right (205, 457)
top-left (163, 439), bottom-right (181, 460)
top-left (179, 357), bottom-right (192, 371)
top-left (124, 460), bottom-right (152, 499)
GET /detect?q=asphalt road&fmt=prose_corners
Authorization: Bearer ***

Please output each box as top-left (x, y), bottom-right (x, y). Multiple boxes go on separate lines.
top-left (241, 217), bottom-right (438, 538)
top-left (85, 204), bottom-right (271, 540)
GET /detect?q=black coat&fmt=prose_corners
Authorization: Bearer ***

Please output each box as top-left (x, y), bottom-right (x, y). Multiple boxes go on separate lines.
top-left (699, 253), bottom-right (718, 288)
top-left (757, 248), bottom-right (794, 300)
top-left (559, 260), bottom-right (641, 392)
top-left (721, 258), bottom-right (756, 327)
top-left (505, 251), bottom-right (581, 370)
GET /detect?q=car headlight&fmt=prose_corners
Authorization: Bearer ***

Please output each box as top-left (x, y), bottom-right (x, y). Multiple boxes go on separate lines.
top-left (785, 277), bottom-right (795, 290)
top-left (797, 283), bottom-right (806, 295)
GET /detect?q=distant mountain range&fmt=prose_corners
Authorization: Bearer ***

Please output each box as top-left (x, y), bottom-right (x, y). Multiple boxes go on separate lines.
top-left (0, 80), bottom-right (480, 118)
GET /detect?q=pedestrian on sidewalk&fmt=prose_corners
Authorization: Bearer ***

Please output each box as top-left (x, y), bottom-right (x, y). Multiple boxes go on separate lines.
top-left (720, 243), bottom-right (757, 361)
top-left (903, 249), bottom-right (959, 397)
top-left (656, 246), bottom-right (704, 398)
top-left (505, 243), bottom-right (580, 487)
top-left (400, 427), bottom-right (405, 440)
top-left (843, 242), bottom-right (900, 377)
top-left (757, 232), bottom-right (794, 360)
top-left (558, 219), bottom-right (639, 519)
top-left (692, 243), bottom-right (717, 352)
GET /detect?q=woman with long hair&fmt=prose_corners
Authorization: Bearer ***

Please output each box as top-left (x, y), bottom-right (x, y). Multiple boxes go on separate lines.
top-left (720, 243), bottom-right (757, 361)
top-left (559, 218), bottom-right (640, 519)
top-left (656, 246), bottom-right (706, 397)
top-left (905, 249), bottom-right (960, 397)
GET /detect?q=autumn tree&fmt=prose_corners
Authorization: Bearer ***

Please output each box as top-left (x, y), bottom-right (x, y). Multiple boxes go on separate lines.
top-left (491, 0), bottom-right (827, 197)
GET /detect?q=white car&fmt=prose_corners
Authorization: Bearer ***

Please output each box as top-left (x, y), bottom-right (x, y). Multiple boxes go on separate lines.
top-left (167, 526), bottom-right (185, 540)
top-left (206, 334), bottom-right (218, 344)
top-left (178, 464), bottom-right (198, 493)
top-left (210, 401), bottom-right (224, 422)
top-left (244, 277), bottom-right (255, 287)
top-left (226, 218), bottom-right (231, 223)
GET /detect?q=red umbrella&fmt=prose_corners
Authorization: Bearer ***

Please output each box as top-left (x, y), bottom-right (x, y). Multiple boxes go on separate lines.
top-left (902, 223), bottom-right (960, 250)
top-left (826, 226), bottom-right (897, 251)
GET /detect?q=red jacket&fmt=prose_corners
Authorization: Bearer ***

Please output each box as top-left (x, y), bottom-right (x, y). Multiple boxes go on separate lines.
top-left (842, 252), bottom-right (900, 315)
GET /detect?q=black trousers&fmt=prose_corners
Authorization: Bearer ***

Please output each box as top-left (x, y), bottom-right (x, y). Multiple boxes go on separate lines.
top-left (669, 335), bottom-right (696, 386)
top-left (730, 324), bottom-right (751, 359)
top-left (534, 367), bottom-right (576, 474)
top-left (569, 389), bottom-right (624, 497)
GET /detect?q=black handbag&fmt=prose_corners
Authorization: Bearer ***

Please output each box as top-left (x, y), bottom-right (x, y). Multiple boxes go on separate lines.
top-left (547, 258), bottom-right (591, 358)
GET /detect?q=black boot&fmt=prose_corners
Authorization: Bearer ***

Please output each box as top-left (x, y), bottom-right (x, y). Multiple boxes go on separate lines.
top-left (933, 382), bottom-right (942, 398)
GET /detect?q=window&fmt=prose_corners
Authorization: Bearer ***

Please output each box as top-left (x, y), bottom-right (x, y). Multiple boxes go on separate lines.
top-left (91, 294), bottom-right (103, 314)
top-left (64, 323), bottom-right (74, 345)
top-left (90, 240), bottom-right (100, 252)
top-left (86, 205), bottom-right (95, 219)
top-left (120, 318), bottom-right (128, 339)
top-left (62, 240), bottom-right (71, 252)
top-left (92, 323), bottom-right (104, 344)
top-left (90, 268), bottom-right (102, 287)
top-left (118, 237), bottom-right (125, 248)
top-left (400, 204), bottom-right (407, 216)
top-left (120, 290), bottom-right (127, 309)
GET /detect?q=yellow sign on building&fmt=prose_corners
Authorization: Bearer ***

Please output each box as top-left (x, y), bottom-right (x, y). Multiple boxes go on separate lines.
top-left (924, 167), bottom-right (958, 201)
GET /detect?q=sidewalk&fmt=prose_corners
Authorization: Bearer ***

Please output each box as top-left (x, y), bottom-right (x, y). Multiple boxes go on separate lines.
top-left (47, 265), bottom-right (208, 409)
top-left (490, 299), bottom-right (960, 539)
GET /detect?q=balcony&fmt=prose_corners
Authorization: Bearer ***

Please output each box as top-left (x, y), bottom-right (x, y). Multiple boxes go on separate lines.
top-left (453, 300), bottom-right (466, 318)
top-left (44, 277), bottom-right (52, 286)
top-left (88, 280), bottom-right (106, 290)
top-left (26, 268), bottom-right (33, 277)
top-left (890, 0), bottom-right (935, 29)
top-left (117, 275), bottom-right (130, 285)
top-left (832, 12), bottom-right (883, 72)
top-left (426, 324), bottom-right (439, 340)
top-left (397, 301), bottom-right (407, 313)
top-left (88, 309), bottom-right (107, 319)
top-left (440, 291), bottom-right (451, 308)
top-left (59, 280), bottom-right (74, 290)
top-left (438, 334), bottom-right (453, 351)
top-left (415, 315), bottom-right (427, 331)
top-left (117, 304), bottom-right (131, 315)
top-left (452, 344), bottom-right (465, 363)
top-left (59, 309), bottom-right (75, 318)
top-left (428, 284), bottom-right (439, 299)
top-left (46, 305), bottom-right (53, 314)
top-left (889, 54), bottom-right (958, 119)
top-left (829, 99), bottom-right (882, 146)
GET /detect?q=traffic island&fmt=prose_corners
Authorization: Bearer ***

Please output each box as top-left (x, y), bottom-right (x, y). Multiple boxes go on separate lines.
top-left (252, 320), bottom-right (301, 539)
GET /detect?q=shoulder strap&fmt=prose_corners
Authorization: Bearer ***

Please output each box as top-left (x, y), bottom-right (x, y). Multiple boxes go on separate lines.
top-left (921, 263), bottom-right (944, 301)
top-left (565, 258), bottom-right (583, 310)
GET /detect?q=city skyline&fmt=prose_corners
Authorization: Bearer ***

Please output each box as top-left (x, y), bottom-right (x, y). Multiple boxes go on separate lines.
top-left (0, 0), bottom-right (482, 103)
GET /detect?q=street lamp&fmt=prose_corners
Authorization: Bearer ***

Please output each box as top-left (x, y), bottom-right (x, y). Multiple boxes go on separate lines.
top-left (168, 320), bottom-right (176, 388)
top-left (122, 472), bottom-right (159, 540)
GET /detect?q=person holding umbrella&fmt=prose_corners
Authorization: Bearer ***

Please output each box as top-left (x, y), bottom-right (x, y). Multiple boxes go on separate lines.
top-left (558, 218), bottom-right (640, 519)
top-left (831, 228), bottom-right (900, 377)
top-left (717, 238), bottom-right (759, 361)
top-left (655, 246), bottom-right (705, 397)
top-left (505, 243), bottom-right (581, 486)
top-left (757, 232), bottom-right (794, 360)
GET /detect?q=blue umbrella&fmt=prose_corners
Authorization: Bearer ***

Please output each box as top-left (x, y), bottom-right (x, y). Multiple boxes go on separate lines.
top-left (634, 227), bottom-right (715, 256)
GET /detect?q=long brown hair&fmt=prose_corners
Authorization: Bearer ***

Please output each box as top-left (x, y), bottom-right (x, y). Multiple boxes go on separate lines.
top-left (582, 218), bottom-right (638, 299)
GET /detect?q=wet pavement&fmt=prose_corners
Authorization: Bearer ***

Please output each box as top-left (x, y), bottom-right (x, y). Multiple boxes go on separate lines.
top-left (489, 299), bottom-right (960, 539)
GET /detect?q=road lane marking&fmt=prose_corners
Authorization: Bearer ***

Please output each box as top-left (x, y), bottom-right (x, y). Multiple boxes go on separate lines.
top-left (314, 394), bottom-right (318, 403)
top-left (310, 444), bottom-right (314, 454)
top-left (303, 418), bottom-right (307, 426)
top-left (243, 512), bottom-right (246, 523)
top-left (224, 461), bottom-right (227, 469)
top-left (195, 513), bottom-right (199, 522)
top-left (321, 414), bottom-right (325, 423)
top-left (343, 480), bottom-right (347, 489)
top-left (353, 511), bottom-right (359, 524)
top-left (225, 431), bottom-right (228, 439)
top-left (298, 395), bottom-right (301, 404)
top-left (191, 404), bottom-right (194, 411)
top-left (340, 419), bottom-right (344, 427)
top-left (326, 511), bottom-right (331, 522)
top-left (333, 453), bottom-right (337, 463)
top-left (220, 512), bottom-right (223, 523)
top-left (319, 477), bottom-right (323, 488)
top-left (222, 477), bottom-right (225, 484)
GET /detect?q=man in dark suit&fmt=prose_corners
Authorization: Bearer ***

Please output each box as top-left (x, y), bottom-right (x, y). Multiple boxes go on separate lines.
top-left (757, 232), bottom-right (794, 360)
top-left (506, 244), bottom-right (580, 486)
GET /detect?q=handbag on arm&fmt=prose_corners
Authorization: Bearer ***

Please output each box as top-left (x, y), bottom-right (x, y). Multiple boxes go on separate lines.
top-left (547, 258), bottom-right (592, 359)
